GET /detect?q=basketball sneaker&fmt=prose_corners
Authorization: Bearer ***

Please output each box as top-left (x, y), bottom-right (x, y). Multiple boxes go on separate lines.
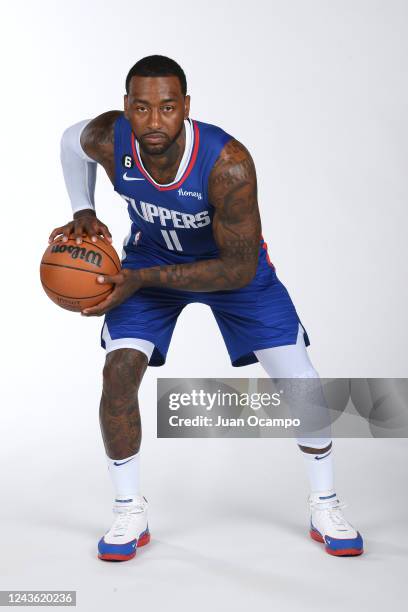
top-left (308, 491), bottom-right (363, 556)
top-left (98, 495), bottom-right (150, 561)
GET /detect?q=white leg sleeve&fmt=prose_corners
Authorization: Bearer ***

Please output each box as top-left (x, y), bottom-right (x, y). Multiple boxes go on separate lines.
top-left (255, 324), bottom-right (332, 446)
top-left (60, 119), bottom-right (97, 215)
top-left (254, 323), bottom-right (318, 378)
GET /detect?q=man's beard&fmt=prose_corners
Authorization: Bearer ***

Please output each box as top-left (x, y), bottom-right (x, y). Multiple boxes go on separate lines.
top-left (139, 138), bottom-right (171, 156)
top-left (139, 122), bottom-right (185, 157)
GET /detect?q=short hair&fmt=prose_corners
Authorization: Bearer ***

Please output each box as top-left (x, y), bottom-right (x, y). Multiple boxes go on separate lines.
top-left (125, 55), bottom-right (187, 96)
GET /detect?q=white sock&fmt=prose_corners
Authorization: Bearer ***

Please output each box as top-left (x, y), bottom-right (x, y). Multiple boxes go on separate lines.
top-left (106, 452), bottom-right (141, 499)
top-left (300, 444), bottom-right (335, 493)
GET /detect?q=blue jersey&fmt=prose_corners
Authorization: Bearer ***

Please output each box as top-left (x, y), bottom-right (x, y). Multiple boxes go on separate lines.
top-left (113, 114), bottom-right (275, 274)
top-left (101, 114), bottom-right (310, 366)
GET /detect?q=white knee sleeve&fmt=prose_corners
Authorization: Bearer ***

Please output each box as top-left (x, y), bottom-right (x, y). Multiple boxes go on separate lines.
top-left (256, 323), bottom-right (331, 442)
top-left (255, 323), bottom-right (318, 378)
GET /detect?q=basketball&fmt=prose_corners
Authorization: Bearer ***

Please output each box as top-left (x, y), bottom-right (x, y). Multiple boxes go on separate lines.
top-left (40, 235), bottom-right (121, 312)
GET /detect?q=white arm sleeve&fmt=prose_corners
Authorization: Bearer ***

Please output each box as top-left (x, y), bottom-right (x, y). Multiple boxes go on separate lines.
top-left (60, 119), bottom-right (98, 215)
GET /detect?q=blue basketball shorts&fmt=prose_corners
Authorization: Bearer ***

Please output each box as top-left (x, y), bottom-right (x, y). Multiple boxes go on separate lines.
top-left (100, 256), bottom-right (310, 367)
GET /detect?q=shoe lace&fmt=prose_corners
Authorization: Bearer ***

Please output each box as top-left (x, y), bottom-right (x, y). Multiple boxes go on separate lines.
top-left (111, 502), bottom-right (145, 537)
top-left (310, 500), bottom-right (350, 529)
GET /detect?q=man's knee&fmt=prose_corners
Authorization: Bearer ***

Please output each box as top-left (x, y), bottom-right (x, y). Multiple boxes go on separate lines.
top-left (102, 348), bottom-right (148, 397)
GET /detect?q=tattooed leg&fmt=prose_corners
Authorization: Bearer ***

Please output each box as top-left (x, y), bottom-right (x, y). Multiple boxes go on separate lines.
top-left (99, 348), bottom-right (148, 459)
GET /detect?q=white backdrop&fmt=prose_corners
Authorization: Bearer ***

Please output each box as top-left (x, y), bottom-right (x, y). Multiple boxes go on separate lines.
top-left (1, 1), bottom-right (407, 610)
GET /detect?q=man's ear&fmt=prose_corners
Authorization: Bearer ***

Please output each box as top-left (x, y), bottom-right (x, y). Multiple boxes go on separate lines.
top-left (124, 94), bottom-right (129, 119)
top-left (184, 94), bottom-right (191, 119)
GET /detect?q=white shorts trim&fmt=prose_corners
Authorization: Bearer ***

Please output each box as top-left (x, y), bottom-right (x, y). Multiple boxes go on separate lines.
top-left (102, 322), bottom-right (155, 360)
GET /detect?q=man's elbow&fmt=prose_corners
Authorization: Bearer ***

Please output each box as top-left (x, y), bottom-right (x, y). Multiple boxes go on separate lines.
top-left (228, 262), bottom-right (258, 289)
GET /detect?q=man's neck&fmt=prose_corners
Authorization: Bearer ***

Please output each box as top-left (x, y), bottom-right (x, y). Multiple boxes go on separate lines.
top-left (139, 123), bottom-right (186, 185)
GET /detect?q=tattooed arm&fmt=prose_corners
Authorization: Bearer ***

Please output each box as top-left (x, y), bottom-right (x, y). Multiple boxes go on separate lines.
top-left (81, 139), bottom-right (262, 315)
top-left (79, 110), bottom-right (123, 187)
top-left (136, 139), bottom-right (262, 291)
top-left (206, 138), bottom-right (261, 289)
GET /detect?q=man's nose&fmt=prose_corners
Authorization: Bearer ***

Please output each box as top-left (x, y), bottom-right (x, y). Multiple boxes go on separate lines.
top-left (148, 108), bottom-right (161, 130)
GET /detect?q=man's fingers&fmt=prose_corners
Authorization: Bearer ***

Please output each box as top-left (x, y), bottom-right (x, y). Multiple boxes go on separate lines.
top-left (87, 219), bottom-right (99, 243)
top-left (81, 294), bottom-right (114, 317)
top-left (74, 222), bottom-right (107, 245)
top-left (96, 273), bottom-right (122, 285)
top-left (99, 224), bottom-right (113, 243)
top-left (81, 275), bottom-right (125, 315)
top-left (48, 227), bottom-right (64, 243)
top-left (48, 219), bottom-right (112, 245)
top-left (73, 221), bottom-right (84, 244)
top-left (62, 227), bottom-right (74, 242)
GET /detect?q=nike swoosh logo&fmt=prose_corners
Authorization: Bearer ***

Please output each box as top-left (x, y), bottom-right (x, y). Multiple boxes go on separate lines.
top-left (113, 458), bottom-right (135, 466)
top-left (123, 172), bottom-right (145, 181)
top-left (315, 451), bottom-right (332, 461)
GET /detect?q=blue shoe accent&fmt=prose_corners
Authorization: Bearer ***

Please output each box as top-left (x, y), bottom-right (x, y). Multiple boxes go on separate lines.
top-left (310, 521), bottom-right (363, 554)
top-left (324, 531), bottom-right (364, 553)
top-left (98, 527), bottom-right (150, 558)
top-left (98, 536), bottom-right (137, 557)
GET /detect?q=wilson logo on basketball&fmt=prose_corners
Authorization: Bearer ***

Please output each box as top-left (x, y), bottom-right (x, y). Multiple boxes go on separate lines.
top-left (41, 237), bottom-right (121, 312)
top-left (51, 243), bottom-right (103, 268)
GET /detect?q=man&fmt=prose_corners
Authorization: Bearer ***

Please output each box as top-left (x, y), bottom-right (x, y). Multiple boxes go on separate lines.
top-left (49, 55), bottom-right (363, 561)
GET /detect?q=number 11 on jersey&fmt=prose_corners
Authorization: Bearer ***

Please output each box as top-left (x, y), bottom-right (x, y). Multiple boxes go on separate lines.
top-left (161, 229), bottom-right (183, 251)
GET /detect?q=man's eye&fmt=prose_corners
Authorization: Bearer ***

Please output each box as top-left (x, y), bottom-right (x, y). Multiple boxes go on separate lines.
top-left (162, 106), bottom-right (174, 112)
top-left (136, 107), bottom-right (147, 112)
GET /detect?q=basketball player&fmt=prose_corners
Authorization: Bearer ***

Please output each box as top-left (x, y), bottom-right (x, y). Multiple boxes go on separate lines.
top-left (49, 55), bottom-right (363, 560)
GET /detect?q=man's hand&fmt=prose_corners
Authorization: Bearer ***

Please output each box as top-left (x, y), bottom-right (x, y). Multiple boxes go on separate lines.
top-left (48, 210), bottom-right (112, 245)
top-left (81, 269), bottom-right (142, 317)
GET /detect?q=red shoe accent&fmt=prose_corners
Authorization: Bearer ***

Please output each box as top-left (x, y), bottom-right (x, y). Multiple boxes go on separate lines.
top-left (137, 531), bottom-right (151, 547)
top-left (325, 547), bottom-right (364, 557)
top-left (309, 528), bottom-right (325, 543)
top-left (98, 551), bottom-right (136, 561)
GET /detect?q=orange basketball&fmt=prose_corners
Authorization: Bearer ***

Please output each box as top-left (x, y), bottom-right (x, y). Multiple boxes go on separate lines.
top-left (40, 235), bottom-right (121, 312)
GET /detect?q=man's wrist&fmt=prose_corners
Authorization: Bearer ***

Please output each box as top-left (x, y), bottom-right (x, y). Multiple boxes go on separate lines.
top-left (130, 268), bottom-right (145, 287)
top-left (73, 208), bottom-right (96, 219)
